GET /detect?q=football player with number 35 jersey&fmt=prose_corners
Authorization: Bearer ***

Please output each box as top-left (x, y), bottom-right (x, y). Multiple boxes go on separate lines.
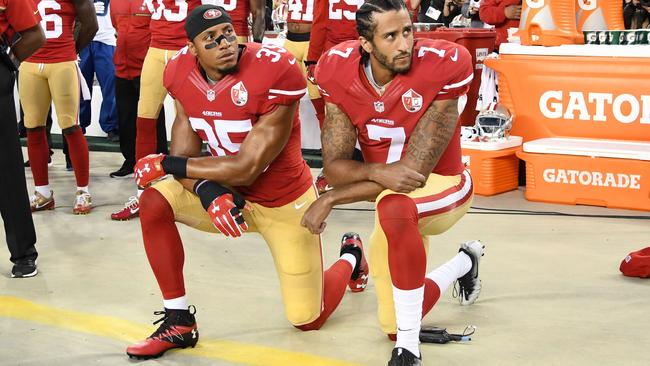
top-left (125, 6), bottom-right (368, 359)
top-left (301, 0), bottom-right (485, 365)
top-left (112, 0), bottom-right (265, 220)
top-left (19, 0), bottom-right (97, 214)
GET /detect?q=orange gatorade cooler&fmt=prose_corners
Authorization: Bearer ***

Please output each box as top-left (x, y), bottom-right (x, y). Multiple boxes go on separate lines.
top-left (415, 28), bottom-right (497, 126)
top-left (485, 44), bottom-right (650, 143)
top-left (517, 138), bottom-right (650, 211)
top-left (462, 136), bottom-right (522, 196)
top-left (576, 0), bottom-right (625, 32)
top-left (518, 0), bottom-right (582, 46)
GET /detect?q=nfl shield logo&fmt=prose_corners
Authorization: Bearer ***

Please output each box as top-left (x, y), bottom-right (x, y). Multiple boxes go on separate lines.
top-left (374, 101), bottom-right (384, 113)
top-left (401, 89), bottom-right (423, 113)
top-left (206, 89), bottom-right (215, 102)
top-left (231, 81), bottom-right (248, 106)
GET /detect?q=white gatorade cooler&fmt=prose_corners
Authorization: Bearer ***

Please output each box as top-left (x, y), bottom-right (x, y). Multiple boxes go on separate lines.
top-left (576, 0), bottom-right (624, 33)
top-left (518, 0), bottom-right (582, 46)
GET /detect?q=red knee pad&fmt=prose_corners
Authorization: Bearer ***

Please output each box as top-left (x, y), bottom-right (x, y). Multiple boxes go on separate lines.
top-left (377, 194), bottom-right (418, 223)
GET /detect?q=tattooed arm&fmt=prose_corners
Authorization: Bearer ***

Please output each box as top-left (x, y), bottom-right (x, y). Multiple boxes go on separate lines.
top-left (322, 102), bottom-right (426, 191)
top-left (400, 98), bottom-right (459, 176)
top-left (302, 99), bottom-right (457, 234)
top-left (320, 102), bottom-right (367, 186)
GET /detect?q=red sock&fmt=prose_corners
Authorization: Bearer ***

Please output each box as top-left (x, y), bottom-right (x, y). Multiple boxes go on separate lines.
top-left (295, 259), bottom-right (352, 331)
top-left (136, 117), bottom-right (158, 161)
top-left (378, 194), bottom-right (426, 290)
top-left (140, 188), bottom-right (186, 299)
top-left (63, 127), bottom-right (89, 187)
top-left (311, 98), bottom-right (325, 129)
top-left (26, 128), bottom-right (49, 186)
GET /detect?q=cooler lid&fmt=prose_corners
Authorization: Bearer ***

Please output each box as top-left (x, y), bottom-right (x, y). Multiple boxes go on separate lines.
top-left (461, 136), bottom-right (523, 151)
top-left (522, 137), bottom-right (650, 161)
top-left (499, 43), bottom-right (650, 58)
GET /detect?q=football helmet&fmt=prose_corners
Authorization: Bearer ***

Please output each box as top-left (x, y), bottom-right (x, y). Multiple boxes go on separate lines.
top-left (474, 103), bottom-right (512, 141)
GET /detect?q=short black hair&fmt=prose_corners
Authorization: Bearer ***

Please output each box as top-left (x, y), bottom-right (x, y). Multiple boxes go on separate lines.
top-left (355, 0), bottom-right (409, 42)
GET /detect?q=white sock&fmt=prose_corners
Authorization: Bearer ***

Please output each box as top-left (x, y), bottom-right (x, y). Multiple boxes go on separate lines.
top-left (425, 252), bottom-right (472, 294)
top-left (340, 253), bottom-right (357, 271)
top-left (35, 185), bottom-right (51, 198)
top-left (77, 186), bottom-right (89, 194)
top-left (136, 188), bottom-right (144, 199)
top-left (393, 285), bottom-right (424, 358)
top-left (163, 295), bottom-right (188, 310)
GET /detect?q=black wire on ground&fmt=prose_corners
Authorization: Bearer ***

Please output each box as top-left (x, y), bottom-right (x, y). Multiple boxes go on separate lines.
top-left (332, 206), bottom-right (650, 220)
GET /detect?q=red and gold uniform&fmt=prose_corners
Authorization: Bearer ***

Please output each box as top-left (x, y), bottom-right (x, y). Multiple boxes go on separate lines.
top-left (20, 0), bottom-right (79, 130)
top-left (316, 38), bottom-right (475, 334)
top-left (152, 43), bottom-right (332, 325)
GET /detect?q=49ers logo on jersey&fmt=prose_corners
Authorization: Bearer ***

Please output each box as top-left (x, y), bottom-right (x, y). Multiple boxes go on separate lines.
top-left (402, 89), bottom-right (423, 113)
top-left (231, 81), bottom-right (248, 106)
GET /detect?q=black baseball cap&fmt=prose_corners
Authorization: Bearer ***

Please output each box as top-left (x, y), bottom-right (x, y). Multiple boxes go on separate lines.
top-left (184, 5), bottom-right (233, 42)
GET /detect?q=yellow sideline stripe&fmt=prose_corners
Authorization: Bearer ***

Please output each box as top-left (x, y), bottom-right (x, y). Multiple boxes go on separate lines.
top-left (0, 295), bottom-right (362, 366)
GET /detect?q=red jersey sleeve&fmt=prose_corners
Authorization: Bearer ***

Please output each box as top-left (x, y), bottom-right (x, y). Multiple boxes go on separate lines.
top-left (6, 0), bottom-right (40, 32)
top-left (313, 42), bottom-right (356, 108)
top-left (306, 0), bottom-right (327, 62)
top-left (436, 45), bottom-right (473, 100)
top-left (260, 53), bottom-right (307, 113)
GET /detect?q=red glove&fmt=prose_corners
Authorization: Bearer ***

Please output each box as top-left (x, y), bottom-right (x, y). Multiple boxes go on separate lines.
top-left (207, 193), bottom-right (249, 237)
top-left (134, 154), bottom-right (166, 187)
top-left (305, 61), bottom-right (317, 84)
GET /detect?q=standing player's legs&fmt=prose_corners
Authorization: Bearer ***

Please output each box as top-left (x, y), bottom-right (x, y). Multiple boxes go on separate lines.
top-left (255, 187), bottom-right (366, 330)
top-left (48, 61), bottom-right (92, 214)
top-left (370, 171), bottom-right (476, 361)
top-left (135, 47), bottom-right (171, 161)
top-left (94, 42), bottom-right (118, 134)
top-left (127, 178), bottom-right (258, 359)
top-left (78, 42), bottom-right (95, 132)
top-left (19, 62), bottom-right (55, 211)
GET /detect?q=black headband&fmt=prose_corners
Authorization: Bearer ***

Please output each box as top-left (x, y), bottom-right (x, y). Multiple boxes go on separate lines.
top-left (184, 5), bottom-right (233, 42)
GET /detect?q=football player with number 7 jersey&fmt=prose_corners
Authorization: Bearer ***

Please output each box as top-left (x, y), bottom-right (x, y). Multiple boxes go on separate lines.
top-left (19, 0), bottom-right (97, 214)
top-left (111, 0), bottom-right (265, 221)
top-left (301, 0), bottom-right (485, 365)
top-left (125, 6), bottom-right (368, 359)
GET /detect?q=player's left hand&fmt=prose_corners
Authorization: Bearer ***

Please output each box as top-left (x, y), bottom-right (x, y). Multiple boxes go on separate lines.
top-left (134, 154), bottom-right (167, 187)
top-left (207, 193), bottom-right (250, 237)
top-left (301, 196), bottom-right (334, 234)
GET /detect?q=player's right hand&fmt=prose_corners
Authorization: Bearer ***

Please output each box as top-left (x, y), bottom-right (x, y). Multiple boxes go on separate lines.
top-left (134, 154), bottom-right (167, 188)
top-left (370, 163), bottom-right (427, 193)
top-left (207, 193), bottom-right (249, 238)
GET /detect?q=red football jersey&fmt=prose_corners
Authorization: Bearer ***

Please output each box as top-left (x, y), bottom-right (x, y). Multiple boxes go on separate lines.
top-left (27, 0), bottom-right (77, 63)
top-left (306, 0), bottom-right (362, 62)
top-left (144, 0), bottom-right (203, 50)
top-left (286, 0), bottom-right (314, 24)
top-left (316, 39), bottom-right (474, 176)
top-left (164, 43), bottom-right (312, 207)
top-left (214, 0), bottom-right (251, 36)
